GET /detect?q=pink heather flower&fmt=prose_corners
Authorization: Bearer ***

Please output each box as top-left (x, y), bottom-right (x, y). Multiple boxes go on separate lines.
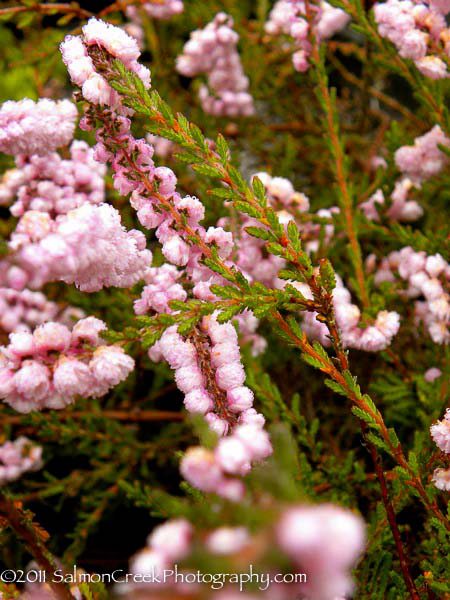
top-left (7, 331), bottom-right (35, 357)
top-left (135, 265), bottom-right (187, 315)
top-left (205, 526), bottom-right (250, 555)
top-left (180, 447), bottom-right (225, 492)
top-left (53, 358), bottom-right (94, 397)
top-left (174, 364), bottom-right (205, 394)
top-left (416, 56), bottom-right (448, 79)
top-left (61, 19), bottom-right (150, 111)
top-left (431, 409), bottom-right (450, 453)
top-left (361, 179), bottom-right (424, 223)
top-left (183, 388), bottom-right (213, 414)
top-left (215, 437), bottom-right (252, 475)
top-left (277, 504), bottom-right (366, 565)
top-left (146, 134), bottom-right (175, 158)
top-left (425, 254), bottom-right (447, 278)
top-left (277, 504), bottom-right (366, 599)
top-left (154, 166), bottom-right (177, 196)
top-left (375, 0), bottom-right (449, 79)
top-left (317, 2), bottom-right (351, 38)
top-left (234, 425), bottom-right (273, 461)
top-left (176, 13), bottom-right (255, 117)
top-left (11, 203), bottom-right (152, 292)
top-left (147, 519), bottom-right (192, 561)
top-left (421, 278), bottom-right (444, 300)
top-left (82, 17), bottom-right (141, 63)
top-left (375, 247), bottom-right (449, 344)
top-left (215, 478), bottom-right (246, 501)
top-left (0, 318), bottom-right (134, 413)
top-left (2, 141), bottom-right (105, 220)
top-left (13, 361), bottom-right (51, 404)
top-left (33, 322), bottom-right (72, 353)
top-left (162, 235), bottom-right (190, 266)
top-left (0, 99), bottom-right (77, 156)
top-left (211, 341), bottom-right (241, 368)
top-left (432, 468), bottom-right (450, 491)
top-left (374, 311), bottom-right (401, 339)
top-left (72, 316), bottom-right (106, 346)
top-left (130, 548), bottom-right (170, 577)
top-left (89, 346), bottom-right (135, 389)
top-left (159, 332), bottom-right (197, 370)
top-left (141, 0), bottom-right (183, 20)
top-left (206, 319), bottom-right (238, 345)
top-left (0, 288), bottom-right (60, 334)
top-left (215, 362), bottom-right (246, 390)
top-left (395, 126), bottom-right (450, 182)
top-left (424, 367), bottom-right (442, 382)
top-left (265, 1), bottom-right (349, 73)
top-left (226, 386), bottom-right (254, 413)
top-left (204, 413), bottom-right (229, 437)
top-left (301, 276), bottom-right (400, 352)
top-left (0, 437), bottom-right (42, 486)
top-left (240, 408), bottom-right (266, 428)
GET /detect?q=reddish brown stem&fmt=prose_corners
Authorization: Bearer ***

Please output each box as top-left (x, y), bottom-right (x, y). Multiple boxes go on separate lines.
top-left (0, 493), bottom-right (73, 600)
top-left (363, 423), bottom-right (421, 600)
top-left (2, 409), bottom-right (184, 425)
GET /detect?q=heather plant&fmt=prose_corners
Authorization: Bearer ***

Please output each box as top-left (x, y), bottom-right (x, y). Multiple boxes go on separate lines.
top-left (0, 1), bottom-right (449, 599)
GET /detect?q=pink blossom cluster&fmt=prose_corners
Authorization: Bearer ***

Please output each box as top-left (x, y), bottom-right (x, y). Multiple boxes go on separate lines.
top-left (0, 95), bottom-right (151, 294)
top-left (374, 0), bottom-right (450, 79)
top-left (277, 504), bottom-right (366, 599)
top-left (217, 172), bottom-right (306, 289)
top-left (361, 126), bottom-right (450, 222)
top-left (127, 0), bottom-right (183, 23)
top-left (61, 22), bottom-right (241, 303)
top-left (223, 169), bottom-right (399, 352)
top-left (394, 126), bottom-right (450, 182)
top-left (219, 172), bottom-right (332, 291)
top-left (0, 258), bottom-right (31, 292)
top-left (134, 264), bottom-right (187, 315)
top-left (360, 178), bottom-right (424, 223)
top-left (99, 133), bottom-right (266, 354)
top-left (176, 13), bottom-right (255, 117)
top-left (0, 98), bottom-right (77, 156)
top-left (251, 172), bottom-right (338, 255)
top-left (124, 3), bottom-right (184, 50)
top-left (61, 18), bottom-right (150, 112)
top-left (8, 203), bottom-right (151, 292)
top-left (152, 315), bottom-right (271, 500)
top-left (91, 120), bottom-right (237, 303)
top-left (234, 311), bottom-right (268, 357)
top-left (60, 30), bottom-right (271, 489)
top-left (0, 318), bottom-right (134, 413)
top-left (430, 408), bottom-right (450, 491)
top-left (146, 133), bottom-right (175, 159)
top-left (0, 437), bottom-right (42, 486)
top-left (424, 366), bottom-right (442, 381)
top-left (254, 171), bottom-right (310, 213)
top-left (0, 287), bottom-right (71, 334)
top-left (0, 141), bottom-right (105, 217)
top-left (374, 248), bottom-right (449, 344)
top-left (127, 504), bottom-right (364, 600)
top-left (220, 211), bottom-right (284, 288)
top-left (130, 518), bottom-right (192, 580)
top-left (296, 277), bottom-right (401, 351)
top-left (264, 1), bottom-right (349, 72)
